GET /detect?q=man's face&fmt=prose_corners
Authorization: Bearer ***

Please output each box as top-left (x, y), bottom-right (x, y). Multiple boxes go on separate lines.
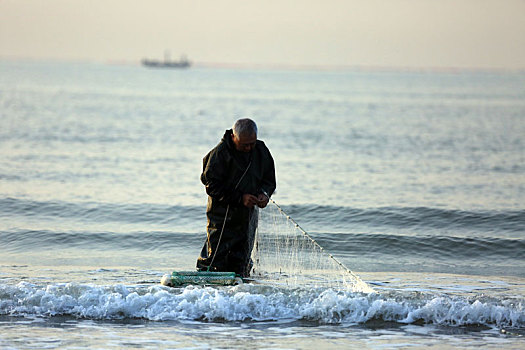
top-left (232, 132), bottom-right (257, 153)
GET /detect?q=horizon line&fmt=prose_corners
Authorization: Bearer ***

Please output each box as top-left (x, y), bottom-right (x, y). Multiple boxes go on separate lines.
top-left (1, 56), bottom-right (524, 73)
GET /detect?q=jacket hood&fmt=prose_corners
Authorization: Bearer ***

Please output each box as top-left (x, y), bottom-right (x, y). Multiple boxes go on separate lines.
top-left (221, 129), bottom-right (235, 150)
top-left (222, 129), bottom-right (258, 153)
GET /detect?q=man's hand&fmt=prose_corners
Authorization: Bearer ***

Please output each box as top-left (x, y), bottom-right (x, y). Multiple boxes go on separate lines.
top-left (242, 194), bottom-right (259, 208)
top-left (256, 193), bottom-right (269, 208)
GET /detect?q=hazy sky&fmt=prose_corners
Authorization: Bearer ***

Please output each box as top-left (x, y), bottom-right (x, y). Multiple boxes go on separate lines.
top-left (1, 0), bottom-right (524, 69)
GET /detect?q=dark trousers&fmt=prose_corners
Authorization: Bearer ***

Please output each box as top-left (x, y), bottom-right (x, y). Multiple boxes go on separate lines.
top-left (196, 208), bottom-right (257, 278)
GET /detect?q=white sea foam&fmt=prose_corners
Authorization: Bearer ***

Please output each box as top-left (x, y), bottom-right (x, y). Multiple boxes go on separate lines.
top-left (1, 282), bottom-right (523, 328)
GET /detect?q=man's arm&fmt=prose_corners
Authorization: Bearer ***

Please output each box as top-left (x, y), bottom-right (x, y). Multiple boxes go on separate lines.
top-left (201, 149), bottom-right (243, 205)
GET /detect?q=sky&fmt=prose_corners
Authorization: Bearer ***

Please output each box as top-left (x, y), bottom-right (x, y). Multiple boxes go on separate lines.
top-left (1, 0), bottom-right (524, 69)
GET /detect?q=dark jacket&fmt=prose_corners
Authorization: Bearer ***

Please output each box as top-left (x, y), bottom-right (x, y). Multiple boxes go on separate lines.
top-left (197, 129), bottom-right (276, 276)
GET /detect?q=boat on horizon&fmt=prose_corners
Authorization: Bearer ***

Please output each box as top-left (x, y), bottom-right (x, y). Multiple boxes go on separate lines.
top-left (142, 51), bottom-right (191, 69)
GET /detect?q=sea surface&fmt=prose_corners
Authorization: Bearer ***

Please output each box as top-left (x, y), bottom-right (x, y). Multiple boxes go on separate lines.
top-left (1, 60), bottom-right (524, 349)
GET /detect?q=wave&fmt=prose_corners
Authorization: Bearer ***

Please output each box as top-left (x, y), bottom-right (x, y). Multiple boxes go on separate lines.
top-left (314, 232), bottom-right (525, 260)
top-left (2, 228), bottom-right (523, 263)
top-left (2, 197), bottom-right (524, 277)
top-left (0, 229), bottom-right (203, 253)
top-left (284, 204), bottom-right (525, 235)
top-left (0, 197), bottom-right (204, 226)
top-left (2, 198), bottom-right (523, 236)
top-left (1, 282), bottom-right (523, 328)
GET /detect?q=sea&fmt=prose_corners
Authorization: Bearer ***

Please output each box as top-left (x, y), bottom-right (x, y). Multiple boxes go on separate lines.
top-left (0, 60), bottom-right (524, 349)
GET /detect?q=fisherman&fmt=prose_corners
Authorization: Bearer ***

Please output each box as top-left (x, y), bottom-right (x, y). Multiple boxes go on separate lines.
top-left (197, 118), bottom-right (276, 277)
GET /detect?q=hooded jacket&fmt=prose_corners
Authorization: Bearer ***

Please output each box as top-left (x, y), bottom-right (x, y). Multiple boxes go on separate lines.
top-left (197, 129), bottom-right (276, 276)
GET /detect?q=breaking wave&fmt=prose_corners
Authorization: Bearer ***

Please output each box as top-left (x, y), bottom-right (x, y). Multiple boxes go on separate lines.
top-left (1, 282), bottom-right (523, 328)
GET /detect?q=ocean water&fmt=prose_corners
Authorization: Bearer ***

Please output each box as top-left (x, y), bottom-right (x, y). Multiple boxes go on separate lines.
top-left (1, 60), bottom-right (524, 349)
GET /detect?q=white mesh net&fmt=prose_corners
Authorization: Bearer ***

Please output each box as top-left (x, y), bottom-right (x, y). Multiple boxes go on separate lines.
top-left (251, 201), bottom-right (374, 293)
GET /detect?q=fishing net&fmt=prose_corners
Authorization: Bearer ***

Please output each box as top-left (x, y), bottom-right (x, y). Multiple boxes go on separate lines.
top-left (251, 201), bottom-right (374, 293)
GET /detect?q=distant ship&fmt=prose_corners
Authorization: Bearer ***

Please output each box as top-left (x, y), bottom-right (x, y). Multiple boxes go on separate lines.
top-left (142, 51), bottom-right (191, 69)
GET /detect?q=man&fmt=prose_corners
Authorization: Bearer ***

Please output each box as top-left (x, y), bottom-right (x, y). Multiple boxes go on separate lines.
top-left (197, 118), bottom-right (276, 277)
